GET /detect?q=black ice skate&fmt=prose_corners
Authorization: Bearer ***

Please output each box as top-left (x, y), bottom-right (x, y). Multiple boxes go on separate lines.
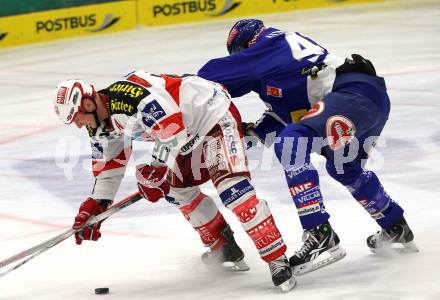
top-left (290, 221), bottom-right (346, 276)
top-left (268, 254), bottom-right (296, 292)
top-left (201, 225), bottom-right (250, 272)
top-left (367, 216), bottom-right (419, 254)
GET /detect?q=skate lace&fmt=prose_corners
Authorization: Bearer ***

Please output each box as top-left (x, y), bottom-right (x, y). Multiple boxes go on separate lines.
top-left (269, 256), bottom-right (288, 276)
top-left (295, 230), bottom-right (319, 258)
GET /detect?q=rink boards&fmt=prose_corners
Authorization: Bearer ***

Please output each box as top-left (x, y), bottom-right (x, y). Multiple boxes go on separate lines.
top-left (0, 0), bottom-right (383, 48)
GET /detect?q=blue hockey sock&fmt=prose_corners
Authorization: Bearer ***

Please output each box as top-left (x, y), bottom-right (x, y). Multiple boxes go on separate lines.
top-left (346, 170), bottom-right (404, 229)
top-left (284, 163), bottom-right (329, 229)
top-left (275, 124), bottom-right (330, 229)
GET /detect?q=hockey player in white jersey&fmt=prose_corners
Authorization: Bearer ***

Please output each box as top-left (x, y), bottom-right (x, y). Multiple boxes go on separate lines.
top-left (53, 71), bottom-right (295, 292)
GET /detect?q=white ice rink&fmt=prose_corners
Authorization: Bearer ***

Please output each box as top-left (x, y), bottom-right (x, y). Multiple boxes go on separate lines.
top-left (1, 0), bottom-right (439, 299)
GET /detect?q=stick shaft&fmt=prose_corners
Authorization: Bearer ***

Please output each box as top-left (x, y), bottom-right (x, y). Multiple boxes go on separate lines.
top-left (0, 192), bottom-right (142, 270)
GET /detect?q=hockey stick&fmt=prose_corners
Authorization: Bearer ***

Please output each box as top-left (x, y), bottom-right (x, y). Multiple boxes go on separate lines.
top-left (0, 192), bottom-right (143, 278)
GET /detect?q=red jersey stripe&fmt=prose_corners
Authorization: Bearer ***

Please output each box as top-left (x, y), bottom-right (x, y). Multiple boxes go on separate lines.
top-left (127, 74), bottom-right (152, 88)
top-left (92, 148), bottom-right (131, 177)
top-left (161, 75), bottom-right (182, 106)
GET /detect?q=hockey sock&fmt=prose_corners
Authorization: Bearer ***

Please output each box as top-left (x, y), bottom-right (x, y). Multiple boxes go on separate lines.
top-left (166, 192), bottom-right (227, 250)
top-left (344, 170), bottom-right (404, 229)
top-left (326, 159), bottom-right (404, 229)
top-left (219, 178), bottom-right (287, 262)
top-left (274, 124), bottom-right (330, 229)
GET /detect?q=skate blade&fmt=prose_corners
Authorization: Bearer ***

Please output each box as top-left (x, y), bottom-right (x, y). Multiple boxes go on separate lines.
top-left (370, 241), bottom-right (420, 254)
top-left (276, 277), bottom-right (296, 293)
top-left (293, 245), bottom-right (347, 276)
top-left (221, 259), bottom-right (250, 272)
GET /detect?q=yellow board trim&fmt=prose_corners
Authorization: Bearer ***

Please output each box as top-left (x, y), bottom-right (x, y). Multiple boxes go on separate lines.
top-left (0, 0), bottom-right (385, 48)
top-left (0, 1), bottom-right (137, 48)
top-left (137, 0), bottom-right (384, 27)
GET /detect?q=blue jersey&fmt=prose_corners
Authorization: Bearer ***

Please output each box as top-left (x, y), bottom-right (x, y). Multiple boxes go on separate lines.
top-left (198, 27), bottom-right (344, 140)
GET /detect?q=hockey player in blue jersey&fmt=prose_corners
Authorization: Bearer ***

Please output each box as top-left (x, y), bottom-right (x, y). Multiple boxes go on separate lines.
top-left (198, 19), bottom-right (419, 275)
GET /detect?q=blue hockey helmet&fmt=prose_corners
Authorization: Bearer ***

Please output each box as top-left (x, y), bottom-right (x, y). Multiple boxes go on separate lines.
top-left (226, 19), bottom-right (265, 55)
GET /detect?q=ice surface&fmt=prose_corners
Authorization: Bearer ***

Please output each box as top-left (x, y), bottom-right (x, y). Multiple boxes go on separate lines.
top-left (1, 0), bottom-right (439, 299)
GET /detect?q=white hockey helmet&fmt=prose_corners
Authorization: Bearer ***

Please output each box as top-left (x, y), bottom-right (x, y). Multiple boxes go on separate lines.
top-left (53, 79), bottom-right (96, 124)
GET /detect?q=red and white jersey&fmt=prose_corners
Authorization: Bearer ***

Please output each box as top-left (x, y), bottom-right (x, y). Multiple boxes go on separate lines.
top-left (87, 71), bottom-right (232, 200)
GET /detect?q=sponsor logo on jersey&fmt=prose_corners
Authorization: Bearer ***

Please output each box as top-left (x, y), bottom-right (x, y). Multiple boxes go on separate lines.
top-left (266, 85), bottom-right (283, 97)
top-left (180, 133), bottom-right (200, 153)
top-left (326, 115), bottom-right (356, 150)
top-left (110, 99), bottom-right (135, 114)
top-left (220, 180), bottom-right (254, 206)
top-left (35, 14), bottom-right (119, 33)
top-left (141, 100), bottom-right (167, 128)
top-left (56, 87), bottom-right (68, 104)
top-left (108, 83), bottom-right (144, 98)
top-left (301, 101), bottom-right (324, 121)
